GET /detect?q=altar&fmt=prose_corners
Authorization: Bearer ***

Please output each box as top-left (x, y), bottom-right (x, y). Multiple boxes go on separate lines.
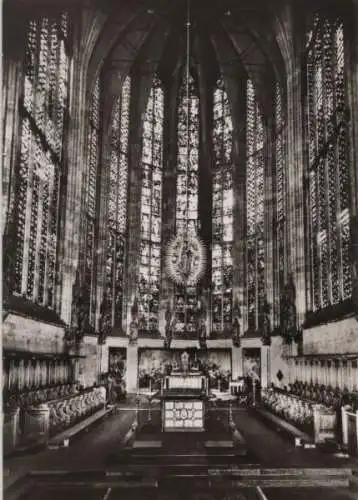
top-left (160, 351), bottom-right (208, 432)
top-left (163, 372), bottom-right (207, 392)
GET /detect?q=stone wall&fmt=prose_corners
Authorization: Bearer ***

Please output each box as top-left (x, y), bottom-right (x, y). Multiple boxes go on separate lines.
top-left (269, 336), bottom-right (292, 388)
top-left (78, 336), bottom-right (100, 388)
top-left (303, 317), bottom-right (358, 355)
top-left (238, 336), bottom-right (291, 388)
top-left (3, 313), bottom-right (65, 353)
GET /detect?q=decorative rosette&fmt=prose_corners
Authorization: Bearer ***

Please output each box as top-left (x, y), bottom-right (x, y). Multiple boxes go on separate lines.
top-left (165, 232), bottom-right (206, 286)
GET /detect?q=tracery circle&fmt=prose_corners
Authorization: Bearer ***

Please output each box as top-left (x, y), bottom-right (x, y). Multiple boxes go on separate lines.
top-left (165, 233), bottom-right (206, 286)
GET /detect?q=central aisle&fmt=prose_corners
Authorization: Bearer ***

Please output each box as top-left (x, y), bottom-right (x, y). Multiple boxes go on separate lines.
top-left (4, 403), bottom-right (358, 500)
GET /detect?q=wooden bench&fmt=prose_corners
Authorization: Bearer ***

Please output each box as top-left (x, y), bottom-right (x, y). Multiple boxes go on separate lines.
top-left (48, 406), bottom-right (113, 448)
top-left (256, 408), bottom-right (314, 447)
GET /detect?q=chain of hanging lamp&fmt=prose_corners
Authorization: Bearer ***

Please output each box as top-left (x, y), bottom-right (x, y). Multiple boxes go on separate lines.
top-left (165, 0), bottom-right (206, 288)
top-left (185, 0), bottom-right (191, 238)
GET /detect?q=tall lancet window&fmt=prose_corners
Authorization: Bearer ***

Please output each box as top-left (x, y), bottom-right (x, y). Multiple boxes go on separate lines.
top-left (138, 76), bottom-right (164, 332)
top-left (174, 72), bottom-right (200, 333)
top-left (246, 80), bottom-right (265, 331)
top-left (274, 82), bottom-right (286, 325)
top-left (306, 14), bottom-right (351, 311)
top-left (104, 76), bottom-right (131, 327)
top-left (13, 13), bottom-right (70, 308)
top-left (82, 76), bottom-right (101, 327)
top-left (212, 78), bottom-right (234, 333)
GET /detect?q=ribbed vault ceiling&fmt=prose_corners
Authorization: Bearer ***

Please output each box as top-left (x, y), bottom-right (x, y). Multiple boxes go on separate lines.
top-left (93, 0), bottom-right (287, 115)
top-left (6, 0), bottom-right (289, 115)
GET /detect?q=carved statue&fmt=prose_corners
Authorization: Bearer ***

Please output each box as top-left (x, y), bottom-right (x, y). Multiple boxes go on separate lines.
top-left (98, 286), bottom-right (112, 345)
top-left (198, 317), bottom-right (207, 349)
top-left (179, 239), bottom-right (194, 280)
top-left (232, 297), bottom-right (242, 347)
top-left (261, 296), bottom-right (271, 346)
top-left (128, 297), bottom-right (139, 344)
top-left (181, 351), bottom-right (190, 373)
top-left (164, 301), bottom-right (176, 349)
top-left (2, 222), bottom-right (16, 303)
top-left (129, 319), bottom-right (138, 344)
top-left (71, 267), bottom-right (92, 342)
top-left (232, 317), bottom-right (241, 347)
top-left (280, 273), bottom-right (297, 342)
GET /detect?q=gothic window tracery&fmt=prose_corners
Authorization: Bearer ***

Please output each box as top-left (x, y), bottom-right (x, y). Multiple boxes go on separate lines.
top-left (174, 71), bottom-right (200, 334)
top-left (212, 78), bottom-right (233, 334)
top-left (79, 76), bottom-right (102, 329)
top-left (138, 75), bottom-right (164, 332)
top-left (14, 13), bottom-right (70, 308)
top-left (246, 80), bottom-right (265, 332)
top-left (274, 82), bottom-right (286, 327)
top-left (103, 76), bottom-right (131, 329)
top-left (305, 13), bottom-right (351, 311)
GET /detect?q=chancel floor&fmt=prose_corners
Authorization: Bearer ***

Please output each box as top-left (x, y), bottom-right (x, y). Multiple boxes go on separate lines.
top-left (4, 401), bottom-right (358, 500)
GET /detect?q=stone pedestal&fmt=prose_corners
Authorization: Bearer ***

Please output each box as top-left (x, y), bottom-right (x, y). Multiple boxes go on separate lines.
top-left (22, 404), bottom-right (50, 447)
top-left (3, 406), bottom-right (20, 455)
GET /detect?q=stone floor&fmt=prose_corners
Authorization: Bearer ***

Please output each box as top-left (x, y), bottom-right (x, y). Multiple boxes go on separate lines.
top-left (3, 403), bottom-right (358, 500)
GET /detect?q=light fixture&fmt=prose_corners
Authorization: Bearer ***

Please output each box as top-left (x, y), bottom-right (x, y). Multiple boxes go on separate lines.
top-left (165, 0), bottom-right (206, 287)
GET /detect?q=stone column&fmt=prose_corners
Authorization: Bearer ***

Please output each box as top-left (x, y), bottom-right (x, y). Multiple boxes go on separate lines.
top-left (346, 3), bottom-right (358, 309)
top-left (1, 5), bottom-right (26, 233)
top-left (160, 77), bottom-right (179, 334)
top-left (126, 345), bottom-right (138, 393)
top-left (59, 6), bottom-right (107, 324)
top-left (264, 108), bottom-right (275, 335)
top-left (231, 78), bottom-right (247, 333)
top-left (124, 72), bottom-right (149, 333)
top-left (232, 347), bottom-right (243, 380)
top-left (196, 43), bottom-right (213, 322)
top-left (212, 35), bottom-right (247, 332)
top-left (275, 3), bottom-right (306, 323)
top-left (342, 360), bottom-right (349, 389)
top-left (348, 361), bottom-right (353, 391)
top-left (261, 346), bottom-right (270, 388)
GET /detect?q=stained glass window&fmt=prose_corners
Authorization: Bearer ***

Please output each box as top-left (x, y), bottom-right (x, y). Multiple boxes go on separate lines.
top-left (212, 78), bottom-right (233, 334)
top-left (14, 13), bottom-right (70, 308)
top-left (138, 76), bottom-right (164, 332)
top-left (83, 76), bottom-right (101, 327)
top-left (103, 76), bottom-right (131, 327)
top-left (246, 80), bottom-right (265, 331)
top-left (306, 14), bottom-right (352, 310)
top-left (275, 82), bottom-right (286, 326)
top-left (174, 71), bottom-right (200, 334)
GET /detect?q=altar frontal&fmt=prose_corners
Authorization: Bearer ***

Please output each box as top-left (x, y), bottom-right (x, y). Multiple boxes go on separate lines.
top-left (161, 351), bottom-right (208, 432)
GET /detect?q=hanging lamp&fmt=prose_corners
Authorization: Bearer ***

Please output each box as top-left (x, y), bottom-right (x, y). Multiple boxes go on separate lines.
top-left (165, 0), bottom-right (206, 287)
